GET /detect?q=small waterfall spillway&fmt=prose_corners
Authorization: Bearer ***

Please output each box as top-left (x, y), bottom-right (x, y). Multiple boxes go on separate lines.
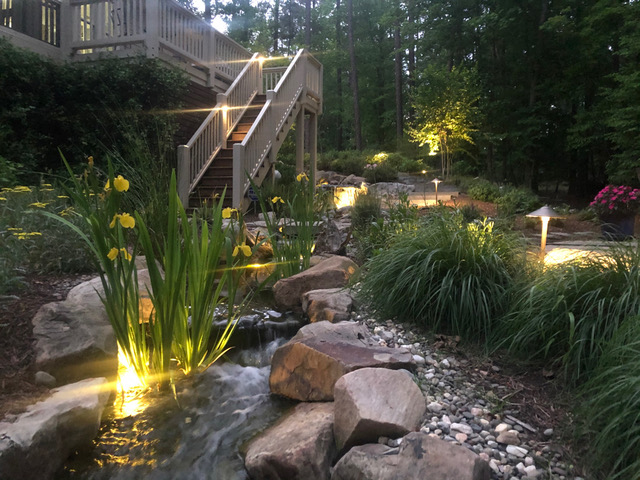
top-left (61, 332), bottom-right (296, 479)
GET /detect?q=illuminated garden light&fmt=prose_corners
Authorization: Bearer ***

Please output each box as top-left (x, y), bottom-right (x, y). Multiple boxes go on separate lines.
top-left (526, 205), bottom-right (563, 255)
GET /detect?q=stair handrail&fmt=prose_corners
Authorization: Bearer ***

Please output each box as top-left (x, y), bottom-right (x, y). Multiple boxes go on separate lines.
top-left (233, 49), bottom-right (319, 206)
top-left (177, 52), bottom-right (262, 205)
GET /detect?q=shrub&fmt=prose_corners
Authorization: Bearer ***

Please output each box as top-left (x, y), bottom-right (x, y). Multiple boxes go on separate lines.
top-left (577, 316), bottom-right (640, 479)
top-left (495, 241), bottom-right (640, 385)
top-left (363, 162), bottom-right (397, 183)
top-left (351, 192), bottom-right (382, 231)
top-left (359, 211), bottom-right (526, 339)
top-left (495, 186), bottom-right (540, 216)
top-left (0, 39), bottom-right (187, 183)
top-left (351, 193), bottom-right (419, 262)
top-left (467, 179), bottom-right (501, 202)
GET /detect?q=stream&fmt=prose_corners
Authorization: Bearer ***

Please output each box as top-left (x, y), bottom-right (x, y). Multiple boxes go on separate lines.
top-left (61, 329), bottom-right (297, 479)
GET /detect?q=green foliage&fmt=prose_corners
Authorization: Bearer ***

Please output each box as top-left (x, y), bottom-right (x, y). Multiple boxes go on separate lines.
top-left (362, 162), bottom-right (397, 183)
top-left (407, 65), bottom-right (480, 179)
top-left (319, 149), bottom-right (370, 176)
top-left (0, 39), bottom-right (187, 183)
top-left (359, 211), bottom-right (525, 339)
top-left (496, 242), bottom-right (640, 385)
top-left (494, 186), bottom-right (541, 217)
top-left (0, 182), bottom-right (94, 294)
top-left (255, 173), bottom-right (317, 280)
top-left (467, 179), bottom-right (501, 203)
top-left (351, 192), bottom-right (382, 232)
top-left (352, 193), bottom-right (419, 262)
top-left (53, 158), bottom-right (249, 389)
top-left (577, 316), bottom-right (640, 479)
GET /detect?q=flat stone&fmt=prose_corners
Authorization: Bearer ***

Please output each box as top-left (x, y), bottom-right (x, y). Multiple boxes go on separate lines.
top-left (273, 256), bottom-right (358, 311)
top-left (0, 378), bottom-right (112, 479)
top-left (245, 402), bottom-right (336, 480)
top-left (497, 430), bottom-right (520, 445)
top-left (269, 321), bottom-right (414, 401)
top-left (301, 288), bottom-right (354, 323)
top-left (331, 432), bottom-right (490, 480)
top-left (333, 368), bottom-right (426, 452)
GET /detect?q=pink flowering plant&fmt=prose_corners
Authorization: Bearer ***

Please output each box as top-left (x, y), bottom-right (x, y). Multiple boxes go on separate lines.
top-left (590, 185), bottom-right (640, 217)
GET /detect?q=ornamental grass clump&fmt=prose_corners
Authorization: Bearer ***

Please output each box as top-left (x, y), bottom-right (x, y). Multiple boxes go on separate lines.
top-left (576, 316), bottom-right (640, 480)
top-left (359, 211), bottom-right (526, 340)
top-left (496, 240), bottom-right (640, 385)
top-left (590, 185), bottom-right (640, 218)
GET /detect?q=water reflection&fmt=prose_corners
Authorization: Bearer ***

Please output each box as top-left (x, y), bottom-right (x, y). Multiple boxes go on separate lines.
top-left (62, 339), bottom-right (294, 479)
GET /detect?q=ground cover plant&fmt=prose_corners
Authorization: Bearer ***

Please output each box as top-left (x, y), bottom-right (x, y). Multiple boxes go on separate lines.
top-left (0, 182), bottom-right (94, 294)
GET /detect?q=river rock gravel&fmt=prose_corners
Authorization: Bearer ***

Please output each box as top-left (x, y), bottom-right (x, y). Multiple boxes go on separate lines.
top-left (352, 310), bottom-right (585, 480)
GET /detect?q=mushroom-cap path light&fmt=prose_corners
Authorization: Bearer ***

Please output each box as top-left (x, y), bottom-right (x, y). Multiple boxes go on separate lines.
top-left (526, 205), bottom-right (563, 254)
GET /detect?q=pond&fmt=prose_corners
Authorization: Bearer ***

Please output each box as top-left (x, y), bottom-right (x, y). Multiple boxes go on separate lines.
top-left (61, 315), bottom-right (299, 479)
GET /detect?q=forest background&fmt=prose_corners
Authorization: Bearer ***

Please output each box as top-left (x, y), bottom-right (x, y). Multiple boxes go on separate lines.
top-left (187, 0), bottom-right (640, 197)
top-left (3, 0), bottom-right (640, 198)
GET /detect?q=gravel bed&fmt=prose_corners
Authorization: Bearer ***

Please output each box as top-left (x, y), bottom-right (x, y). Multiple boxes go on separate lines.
top-left (352, 310), bottom-right (585, 480)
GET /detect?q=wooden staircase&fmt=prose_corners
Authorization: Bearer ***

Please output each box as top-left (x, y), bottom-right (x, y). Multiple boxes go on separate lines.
top-left (188, 95), bottom-right (266, 208)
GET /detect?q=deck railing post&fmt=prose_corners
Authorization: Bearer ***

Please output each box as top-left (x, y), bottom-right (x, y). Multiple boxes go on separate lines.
top-left (217, 93), bottom-right (228, 149)
top-left (177, 145), bottom-right (191, 207)
top-left (232, 143), bottom-right (244, 208)
top-left (145, 0), bottom-right (160, 58)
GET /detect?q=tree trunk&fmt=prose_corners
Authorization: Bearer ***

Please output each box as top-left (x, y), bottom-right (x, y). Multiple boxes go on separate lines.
top-left (305, 0), bottom-right (311, 48)
top-left (347, 0), bottom-right (362, 150)
top-left (273, 0), bottom-right (280, 53)
top-left (394, 7), bottom-right (403, 144)
top-left (336, 0), bottom-right (344, 150)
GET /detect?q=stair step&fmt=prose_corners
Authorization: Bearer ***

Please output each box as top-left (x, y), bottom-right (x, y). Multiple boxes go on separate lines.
top-left (235, 123), bottom-right (252, 133)
top-left (230, 132), bottom-right (247, 142)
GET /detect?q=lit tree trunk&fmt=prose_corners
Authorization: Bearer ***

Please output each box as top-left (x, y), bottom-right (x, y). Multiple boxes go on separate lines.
top-left (347, 0), bottom-right (362, 150)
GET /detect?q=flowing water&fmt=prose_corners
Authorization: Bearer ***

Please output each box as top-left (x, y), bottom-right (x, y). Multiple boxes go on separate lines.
top-left (61, 339), bottom-right (295, 480)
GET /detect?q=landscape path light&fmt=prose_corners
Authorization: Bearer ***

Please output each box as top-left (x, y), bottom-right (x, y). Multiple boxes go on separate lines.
top-left (432, 177), bottom-right (442, 203)
top-left (526, 205), bottom-right (563, 254)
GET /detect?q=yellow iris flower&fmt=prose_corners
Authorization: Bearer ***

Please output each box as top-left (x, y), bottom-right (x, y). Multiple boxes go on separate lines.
top-left (28, 202), bottom-right (48, 208)
top-left (107, 247), bottom-right (132, 261)
top-left (271, 196), bottom-right (284, 204)
top-left (296, 172), bottom-right (309, 182)
top-left (109, 213), bottom-right (136, 229)
top-left (0, 197), bottom-right (6, 201)
top-left (88, 156), bottom-right (94, 168)
top-left (232, 243), bottom-right (252, 257)
top-left (104, 175), bottom-right (129, 192)
top-left (222, 207), bottom-right (237, 219)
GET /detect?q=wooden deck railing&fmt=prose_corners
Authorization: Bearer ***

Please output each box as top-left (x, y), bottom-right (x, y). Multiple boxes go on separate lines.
top-left (232, 50), bottom-right (323, 206)
top-left (62, 0), bottom-right (252, 86)
top-left (177, 53), bottom-right (262, 205)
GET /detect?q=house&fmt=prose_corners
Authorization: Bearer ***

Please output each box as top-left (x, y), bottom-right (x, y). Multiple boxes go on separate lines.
top-left (0, 0), bottom-right (322, 209)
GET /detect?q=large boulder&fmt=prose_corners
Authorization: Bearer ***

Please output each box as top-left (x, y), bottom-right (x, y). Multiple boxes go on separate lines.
top-left (32, 270), bottom-right (152, 385)
top-left (273, 256), bottom-right (358, 311)
top-left (244, 402), bottom-right (336, 480)
top-left (301, 288), bottom-right (354, 323)
top-left (0, 377), bottom-right (112, 480)
top-left (269, 321), bottom-right (414, 401)
top-left (333, 368), bottom-right (426, 452)
top-left (331, 432), bottom-right (491, 480)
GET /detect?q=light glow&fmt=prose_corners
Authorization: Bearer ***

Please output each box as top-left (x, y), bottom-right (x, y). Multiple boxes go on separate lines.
top-left (334, 183), bottom-right (368, 209)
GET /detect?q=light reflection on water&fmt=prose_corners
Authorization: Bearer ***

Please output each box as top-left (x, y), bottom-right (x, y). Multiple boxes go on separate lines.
top-left (61, 339), bottom-right (294, 480)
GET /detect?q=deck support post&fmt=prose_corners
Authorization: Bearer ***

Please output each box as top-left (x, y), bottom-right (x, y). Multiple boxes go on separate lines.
top-left (177, 145), bottom-right (190, 207)
top-left (296, 107), bottom-right (305, 174)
